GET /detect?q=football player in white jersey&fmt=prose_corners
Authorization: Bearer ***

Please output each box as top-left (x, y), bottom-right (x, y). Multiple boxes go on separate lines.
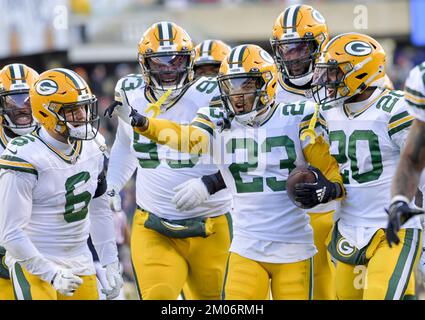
top-left (104, 21), bottom-right (233, 300)
top-left (111, 44), bottom-right (345, 299)
top-left (386, 61), bottom-right (425, 281)
top-left (0, 63), bottom-right (39, 300)
top-left (193, 40), bottom-right (231, 79)
top-left (302, 33), bottom-right (422, 299)
top-left (269, 4), bottom-right (337, 299)
top-left (0, 68), bottom-right (123, 300)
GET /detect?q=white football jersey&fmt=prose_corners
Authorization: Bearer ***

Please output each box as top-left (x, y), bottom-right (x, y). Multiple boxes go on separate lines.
top-left (275, 74), bottom-right (335, 214)
top-left (322, 88), bottom-right (422, 229)
top-left (112, 74), bottom-right (232, 220)
top-left (404, 61), bottom-right (425, 122)
top-left (0, 125), bottom-right (10, 153)
top-left (0, 129), bottom-right (105, 259)
top-left (191, 101), bottom-right (325, 247)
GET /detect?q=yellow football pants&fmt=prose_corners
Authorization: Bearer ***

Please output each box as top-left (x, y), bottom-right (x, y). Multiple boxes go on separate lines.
top-left (308, 211), bottom-right (336, 300)
top-left (9, 263), bottom-right (98, 300)
top-left (222, 252), bottom-right (313, 300)
top-left (131, 209), bottom-right (232, 300)
top-left (0, 253), bottom-right (14, 300)
top-left (0, 278), bottom-right (14, 300)
top-left (335, 228), bottom-right (421, 300)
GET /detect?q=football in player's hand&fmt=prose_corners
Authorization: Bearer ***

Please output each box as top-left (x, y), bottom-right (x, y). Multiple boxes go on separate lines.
top-left (287, 165), bottom-right (317, 209)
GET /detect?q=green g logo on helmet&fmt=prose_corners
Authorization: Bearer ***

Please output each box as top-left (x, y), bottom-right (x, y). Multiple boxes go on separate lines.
top-left (35, 79), bottom-right (59, 96)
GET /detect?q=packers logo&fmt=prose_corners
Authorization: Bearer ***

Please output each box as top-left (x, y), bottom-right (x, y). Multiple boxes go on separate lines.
top-left (344, 41), bottom-right (372, 56)
top-left (312, 10), bottom-right (326, 24)
top-left (35, 79), bottom-right (58, 96)
top-left (260, 50), bottom-right (274, 64)
top-left (336, 238), bottom-right (356, 257)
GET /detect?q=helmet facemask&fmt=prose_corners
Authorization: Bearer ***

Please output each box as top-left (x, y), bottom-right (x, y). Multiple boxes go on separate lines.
top-left (139, 51), bottom-right (193, 97)
top-left (310, 61), bottom-right (350, 108)
top-left (218, 73), bottom-right (270, 126)
top-left (194, 62), bottom-right (221, 79)
top-left (53, 97), bottom-right (100, 141)
top-left (271, 36), bottom-right (319, 86)
top-left (0, 91), bottom-right (36, 136)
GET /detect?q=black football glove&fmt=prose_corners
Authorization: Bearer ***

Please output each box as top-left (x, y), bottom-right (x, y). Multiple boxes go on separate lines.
top-left (293, 166), bottom-right (342, 209)
top-left (129, 108), bottom-right (148, 128)
top-left (385, 199), bottom-right (423, 247)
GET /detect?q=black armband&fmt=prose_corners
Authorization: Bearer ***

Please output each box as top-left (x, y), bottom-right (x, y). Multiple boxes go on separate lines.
top-left (201, 171), bottom-right (226, 195)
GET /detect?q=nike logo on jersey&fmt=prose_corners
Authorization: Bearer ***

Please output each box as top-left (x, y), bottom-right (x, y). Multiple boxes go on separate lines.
top-left (6, 148), bottom-right (17, 155)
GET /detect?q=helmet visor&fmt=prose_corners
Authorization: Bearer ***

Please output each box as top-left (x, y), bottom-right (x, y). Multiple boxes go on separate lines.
top-left (57, 98), bottom-right (100, 140)
top-left (219, 74), bottom-right (265, 115)
top-left (311, 64), bottom-right (346, 105)
top-left (145, 53), bottom-right (191, 90)
top-left (273, 39), bottom-right (318, 78)
top-left (1, 93), bottom-right (33, 127)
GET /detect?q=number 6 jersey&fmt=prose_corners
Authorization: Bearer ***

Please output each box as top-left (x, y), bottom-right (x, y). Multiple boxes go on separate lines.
top-left (0, 128), bottom-right (117, 276)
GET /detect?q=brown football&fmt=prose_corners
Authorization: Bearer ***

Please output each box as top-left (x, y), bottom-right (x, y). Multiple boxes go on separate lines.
top-left (286, 165), bottom-right (317, 209)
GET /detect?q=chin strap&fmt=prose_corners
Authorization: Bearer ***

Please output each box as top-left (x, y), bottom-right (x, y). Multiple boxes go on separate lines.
top-left (145, 89), bottom-right (173, 118)
top-left (300, 103), bottom-right (319, 145)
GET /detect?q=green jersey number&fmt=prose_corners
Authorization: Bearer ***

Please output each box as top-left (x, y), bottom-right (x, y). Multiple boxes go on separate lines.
top-left (133, 132), bottom-right (198, 169)
top-left (226, 136), bottom-right (296, 193)
top-left (11, 135), bottom-right (35, 146)
top-left (329, 130), bottom-right (383, 184)
top-left (196, 79), bottom-right (218, 94)
top-left (64, 172), bottom-right (92, 223)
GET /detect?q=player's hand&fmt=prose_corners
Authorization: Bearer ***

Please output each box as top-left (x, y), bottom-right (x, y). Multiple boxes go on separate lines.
top-left (172, 178), bottom-right (210, 211)
top-left (51, 268), bottom-right (83, 297)
top-left (101, 262), bottom-right (123, 300)
top-left (293, 166), bottom-right (340, 209)
top-left (104, 89), bottom-right (135, 125)
top-left (106, 186), bottom-right (122, 212)
top-left (386, 200), bottom-right (423, 247)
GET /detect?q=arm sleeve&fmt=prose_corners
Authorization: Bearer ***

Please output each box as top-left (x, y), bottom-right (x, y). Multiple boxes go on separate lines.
top-left (89, 193), bottom-right (119, 267)
top-left (134, 116), bottom-right (213, 155)
top-left (303, 135), bottom-right (345, 199)
top-left (0, 171), bottom-right (59, 282)
top-left (107, 118), bottom-right (139, 191)
top-left (388, 109), bottom-right (415, 150)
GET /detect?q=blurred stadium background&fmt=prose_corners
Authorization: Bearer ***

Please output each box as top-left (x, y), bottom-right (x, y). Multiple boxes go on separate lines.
top-left (1, 0), bottom-right (424, 299)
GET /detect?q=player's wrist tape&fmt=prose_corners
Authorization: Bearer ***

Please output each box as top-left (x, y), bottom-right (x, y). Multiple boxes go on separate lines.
top-left (201, 171), bottom-right (226, 195)
top-left (391, 195), bottom-right (410, 205)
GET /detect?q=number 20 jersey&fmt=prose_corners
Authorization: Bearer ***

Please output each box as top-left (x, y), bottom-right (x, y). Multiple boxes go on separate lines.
top-left (322, 89), bottom-right (421, 228)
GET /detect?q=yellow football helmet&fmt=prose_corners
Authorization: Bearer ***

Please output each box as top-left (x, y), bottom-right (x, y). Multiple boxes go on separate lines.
top-left (30, 68), bottom-right (99, 141)
top-left (310, 33), bottom-right (386, 107)
top-left (218, 44), bottom-right (277, 126)
top-left (0, 63), bottom-right (39, 135)
top-left (138, 21), bottom-right (195, 93)
top-left (194, 40), bottom-right (231, 78)
top-left (270, 4), bottom-right (329, 86)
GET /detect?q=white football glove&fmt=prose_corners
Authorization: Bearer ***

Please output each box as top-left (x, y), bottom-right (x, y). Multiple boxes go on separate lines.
top-left (106, 185), bottom-right (122, 212)
top-left (172, 178), bottom-right (210, 211)
top-left (51, 268), bottom-right (83, 297)
top-left (101, 262), bottom-right (123, 300)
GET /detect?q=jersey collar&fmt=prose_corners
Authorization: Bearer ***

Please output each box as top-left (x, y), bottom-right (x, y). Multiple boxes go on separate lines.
top-left (31, 128), bottom-right (83, 164)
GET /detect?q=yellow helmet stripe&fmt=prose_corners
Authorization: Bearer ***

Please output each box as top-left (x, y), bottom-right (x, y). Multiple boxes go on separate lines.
top-left (282, 8), bottom-right (290, 33)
